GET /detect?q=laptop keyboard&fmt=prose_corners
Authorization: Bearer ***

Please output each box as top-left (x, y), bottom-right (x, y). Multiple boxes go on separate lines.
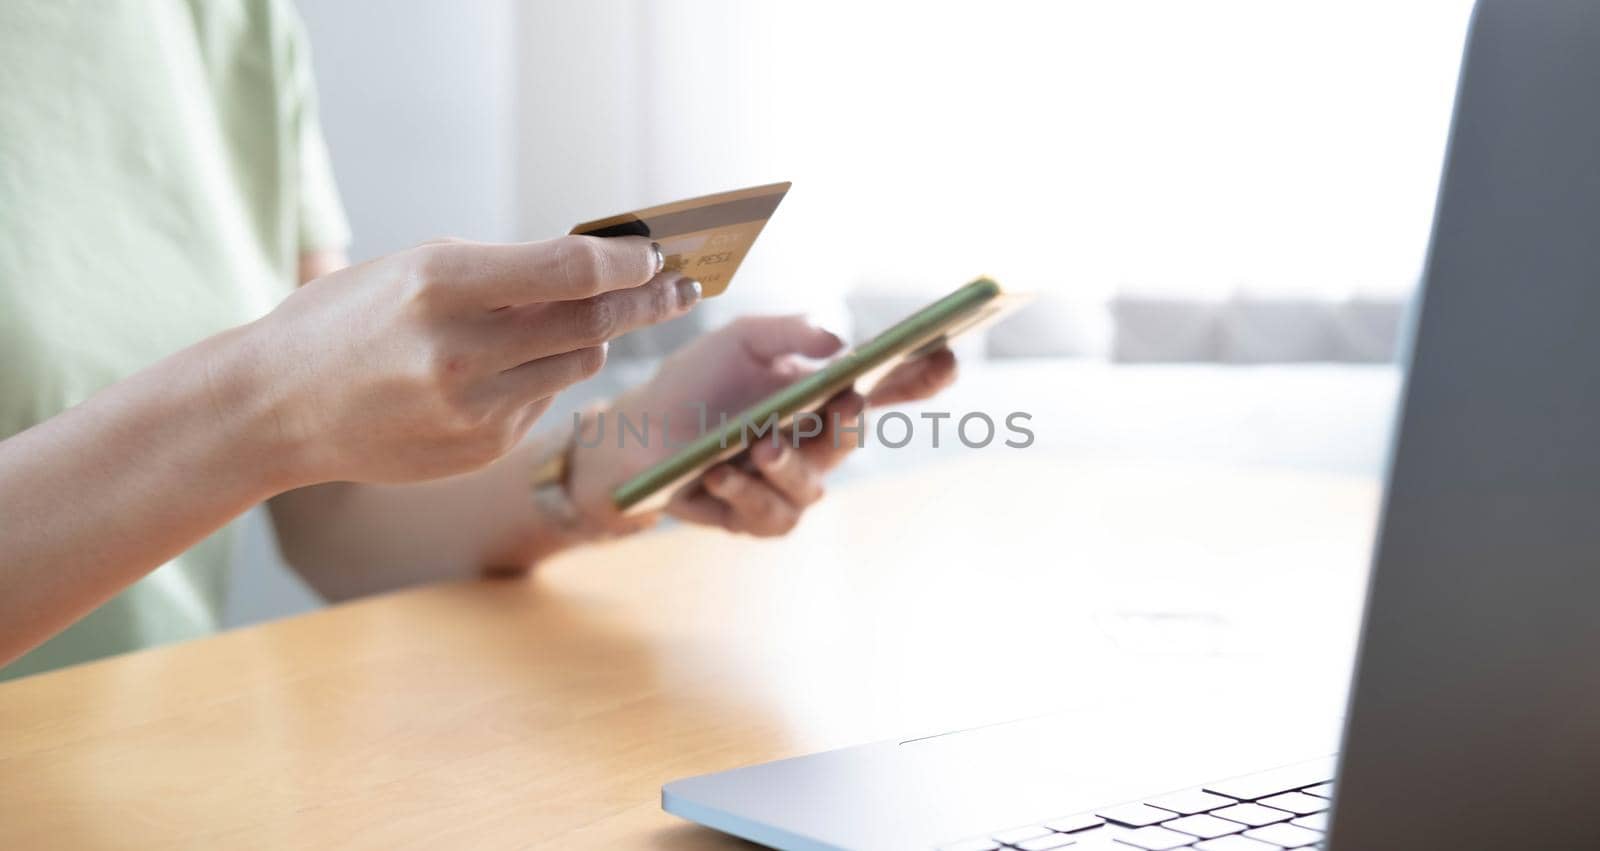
top-left (937, 756), bottom-right (1335, 851)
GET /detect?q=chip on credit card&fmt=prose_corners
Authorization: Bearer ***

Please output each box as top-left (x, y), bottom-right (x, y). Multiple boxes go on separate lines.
top-left (570, 181), bottom-right (790, 297)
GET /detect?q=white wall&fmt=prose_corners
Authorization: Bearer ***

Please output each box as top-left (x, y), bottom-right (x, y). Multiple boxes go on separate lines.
top-left (298, 0), bottom-right (518, 259)
top-left (227, 0), bottom-right (520, 627)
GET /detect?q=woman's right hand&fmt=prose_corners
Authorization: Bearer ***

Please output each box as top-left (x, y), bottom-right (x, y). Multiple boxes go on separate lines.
top-left (247, 235), bottom-right (700, 485)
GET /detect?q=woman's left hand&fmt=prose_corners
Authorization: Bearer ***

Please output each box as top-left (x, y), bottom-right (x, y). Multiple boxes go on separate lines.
top-left (568, 315), bottom-right (957, 536)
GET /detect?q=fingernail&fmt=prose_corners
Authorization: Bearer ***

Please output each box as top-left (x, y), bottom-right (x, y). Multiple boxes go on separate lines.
top-left (651, 242), bottom-right (665, 275)
top-left (676, 277), bottom-right (702, 309)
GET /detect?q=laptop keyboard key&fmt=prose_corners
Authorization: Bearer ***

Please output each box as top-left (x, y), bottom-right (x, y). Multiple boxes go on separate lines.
top-left (1045, 814), bottom-right (1106, 833)
top-left (1062, 828), bottom-right (1140, 851)
top-left (967, 758), bottom-right (1338, 851)
top-left (1095, 803), bottom-right (1174, 827)
top-left (1147, 789), bottom-right (1234, 815)
top-left (1113, 826), bottom-right (1195, 850)
top-left (1016, 834), bottom-right (1078, 851)
top-left (993, 826), bottom-right (1056, 845)
top-left (1203, 758), bottom-right (1334, 801)
top-left (1242, 823), bottom-right (1323, 847)
top-left (1192, 837), bottom-right (1281, 851)
top-left (1211, 803), bottom-right (1293, 827)
top-left (1255, 792), bottom-right (1326, 815)
top-left (1289, 813), bottom-right (1327, 831)
top-left (1164, 814), bottom-right (1245, 839)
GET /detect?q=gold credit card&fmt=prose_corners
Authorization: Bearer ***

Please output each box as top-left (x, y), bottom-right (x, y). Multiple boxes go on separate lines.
top-left (570, 181), bottom-right (790, 297)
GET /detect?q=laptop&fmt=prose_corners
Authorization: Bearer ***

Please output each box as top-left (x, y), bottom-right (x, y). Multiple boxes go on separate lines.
top-left (660, 1), bottom-right (1600, 848)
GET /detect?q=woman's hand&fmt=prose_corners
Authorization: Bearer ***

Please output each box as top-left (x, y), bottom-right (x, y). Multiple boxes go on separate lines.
top-left (568, 315), bottom-right (957, 536)
top-left (249, 236), bottom-right (701, 486)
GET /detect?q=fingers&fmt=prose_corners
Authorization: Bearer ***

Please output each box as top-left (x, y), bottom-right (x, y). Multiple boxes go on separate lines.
top-left (668, 490), bottom-right (737, 531)
top-left (696, 441), bottom-right (828, 536)
top-left (702, 464), bottom-right (803, 536)
top-left (488, 344), bottom-right (609, 403)
top-left (795, 390), bottom-right (869, 473)
top-left (749, 440), bottom-right (825, 507)
top-left (867, 347), bottom-right (957, 406)
top-left (410, 235), bottom-right (662, 309)
top-left (730, 315), bottom-right (846, 362)
top-left (676, 402), bottom-right (859, 537)
top-left (491, 272), bottom-right (703, 369)
top-left (509, 396), bottom-right (555, 437)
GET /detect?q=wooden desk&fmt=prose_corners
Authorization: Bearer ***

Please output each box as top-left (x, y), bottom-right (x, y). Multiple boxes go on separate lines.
top-left (0, 455), bottom-right (1378, 850)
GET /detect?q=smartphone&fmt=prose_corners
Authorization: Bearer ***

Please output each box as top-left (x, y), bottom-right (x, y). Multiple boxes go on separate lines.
top-left (612, 277), bottom-right (1031, 514)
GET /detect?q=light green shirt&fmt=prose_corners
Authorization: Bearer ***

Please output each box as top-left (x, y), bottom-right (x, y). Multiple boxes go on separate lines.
top-left (0, 0), bottom-right (349, 679)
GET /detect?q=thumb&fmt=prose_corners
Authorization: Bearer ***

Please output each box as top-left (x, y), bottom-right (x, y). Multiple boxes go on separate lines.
top-left (735, 315), bottom-right (846, 362)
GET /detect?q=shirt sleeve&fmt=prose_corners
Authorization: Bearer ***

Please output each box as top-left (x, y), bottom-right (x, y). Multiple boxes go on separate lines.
top-left (280, 5), bottom-right (351, 253)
